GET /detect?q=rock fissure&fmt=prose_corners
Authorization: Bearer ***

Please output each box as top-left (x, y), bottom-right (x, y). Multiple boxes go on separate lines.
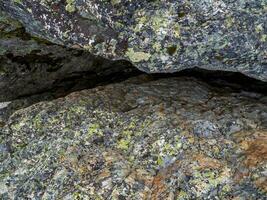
top-left (0, 2), bottom-right (267, 199)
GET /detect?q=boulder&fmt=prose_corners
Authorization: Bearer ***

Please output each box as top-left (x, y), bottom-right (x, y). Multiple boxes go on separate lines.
top-left (1, 0), bottom-right (266, 81)
top-left (1, 75), bottom-right (266, 199)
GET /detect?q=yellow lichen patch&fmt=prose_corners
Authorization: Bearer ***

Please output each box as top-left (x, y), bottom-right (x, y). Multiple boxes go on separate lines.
top-left (87, 123), bottom-right (103, 137)
top-left (173, 24), bottom-right (181, 38)
top-left (225, 17), bottom-right (235, 28)
top-left (152, 42), bottom-right (162, 52)
top-left (117, 138), bottom-right (130, 150)
top-left (156, 156), bottom-right (164, 166)
top-left (134, 8), bottom-right (181, 39)
top-left (65, 0), bottom-right (75, 13)
top-left (12, 0), bottom-right (22, 4)
top-left (255, 24), bottom-right (264, 33)
top-left (177, 190), bottom-right (190, 199)
top-left (111, 0), bottom-right (121, 6)
top-left (191, 167), bottom-right (231, 197)
top-left (151, 15), bottom-right (167, 32)
top-left (126, 48), bottom-right (151, 63)
top-left (260, 34), bottom-right (267, 42)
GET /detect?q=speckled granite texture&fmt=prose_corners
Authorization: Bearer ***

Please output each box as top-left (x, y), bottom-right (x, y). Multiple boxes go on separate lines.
top-left (1, 0), bottom-right (266, 80)
top-left (0, 75), bottom-right (266, 199)
top-left (0, 1), bottom-right (267, 199)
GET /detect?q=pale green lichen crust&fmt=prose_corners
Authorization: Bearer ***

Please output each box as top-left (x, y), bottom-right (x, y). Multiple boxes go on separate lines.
top-left (125, 48), bottom-right (151, 63)
top-left (0, 75), bottom-right (266, 199)
top-left (1, 0), bottom-right (266, 81)
top-left (65, 0), bottom-right (76, 13)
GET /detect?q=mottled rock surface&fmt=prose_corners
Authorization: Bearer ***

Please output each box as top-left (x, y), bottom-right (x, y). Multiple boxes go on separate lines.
top-left (0, 9), bottom-right (139, 101)
top-left (1, 0), bottom-right (266, 81)
top-left (1, 75), bottom-right (266, 199)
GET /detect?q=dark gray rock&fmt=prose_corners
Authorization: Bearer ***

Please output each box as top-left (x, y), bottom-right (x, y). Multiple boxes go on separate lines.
top-left (0, 75), bottom-right (266, 199)
top-left (1, 0), bottom-right (266, 81)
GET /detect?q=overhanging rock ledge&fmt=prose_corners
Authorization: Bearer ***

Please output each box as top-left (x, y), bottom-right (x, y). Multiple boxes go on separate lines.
top-left (1, 0), bottom-right (266, 81)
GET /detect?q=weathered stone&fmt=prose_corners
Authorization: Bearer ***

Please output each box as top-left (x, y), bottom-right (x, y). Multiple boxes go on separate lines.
top-left (0, 75), bottom-right (266, 199)
top-left (1, 0), bottom-right (266, 81)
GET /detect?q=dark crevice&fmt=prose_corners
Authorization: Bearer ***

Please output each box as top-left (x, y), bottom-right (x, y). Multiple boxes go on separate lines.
top-left (2, 64), bottom-right (267, 101)
top-left (13, 66), bottom-right (267, 103)
top-left (1, 37), bottom-right (267, 127)
top-left (0, 60), bottom-right (142, 125)
top-left (150, 68), bottom-right (267, 95)
top-left (6, 52), bottom-right (64, 67)
top-left (1, 64), bottom-right (267, 127)
top-left (13, 60), bottom-right (142, 100)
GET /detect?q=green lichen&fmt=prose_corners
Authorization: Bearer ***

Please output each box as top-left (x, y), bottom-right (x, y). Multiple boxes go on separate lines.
top-left (12, 0), bottom-right (23, 4)
top-left (225, 17), bottom-right (234, 28)
top-left (260, 34), bottom-right (267, 42)
top-left (255, 24), bottom-right (264, 33)
top-left (157, 156), bottom-right (164, 166)
top-left (190, 167), bottom-right (231, 197)
top-left (117, 130), bottom-right (133, 150)
top-left (117, 139), bottom-right (130, 150)
top-left (126, 48), bottom-right (151, 63)
top-left (33, 114), bottom-right (43, 130)
top-left (151, 15), bottom-right (166, 31)
top-left (173, 24), bottom-right (181, 38)
top-left (65, 0), bottom-right (76, 13)
top-left (177, 190), bottom-right (189, 200)
top-left (87, 123), bottom-right (103, 137)
top-left (152, 42), bottom-right (162, 52)
top-left (111, 0), bottom-right (121, 6)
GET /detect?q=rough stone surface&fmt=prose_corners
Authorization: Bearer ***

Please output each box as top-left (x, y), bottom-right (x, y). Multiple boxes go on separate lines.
top-left (0, 9), bottom-right (139, 101)
top-left (1, 75), bottom-right (266, 199)
top-left (1, 0), bottom-right (266, 81)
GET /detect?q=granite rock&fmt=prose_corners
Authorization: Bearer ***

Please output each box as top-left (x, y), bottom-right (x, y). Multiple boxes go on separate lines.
top-left (0, 75), bottom-right (266, 199)
top-left (1, 0), bottom-right (266, 81)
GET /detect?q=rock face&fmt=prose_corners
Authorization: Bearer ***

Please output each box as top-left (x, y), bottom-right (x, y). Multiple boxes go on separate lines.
top-left (1, 75), bottom-right (266, 199)
top-left (0, 1), bottom-right (267, 199)
top-left (0, 9), bottom-right (139, 101)
top-left (1, 0), bottom-right (267, 81)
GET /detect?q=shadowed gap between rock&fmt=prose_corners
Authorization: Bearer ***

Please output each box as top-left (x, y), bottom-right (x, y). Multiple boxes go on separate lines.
top-left (8, 65), bottom-right (267, 100)
top-left (1, 64), bottom-right (267, 127)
